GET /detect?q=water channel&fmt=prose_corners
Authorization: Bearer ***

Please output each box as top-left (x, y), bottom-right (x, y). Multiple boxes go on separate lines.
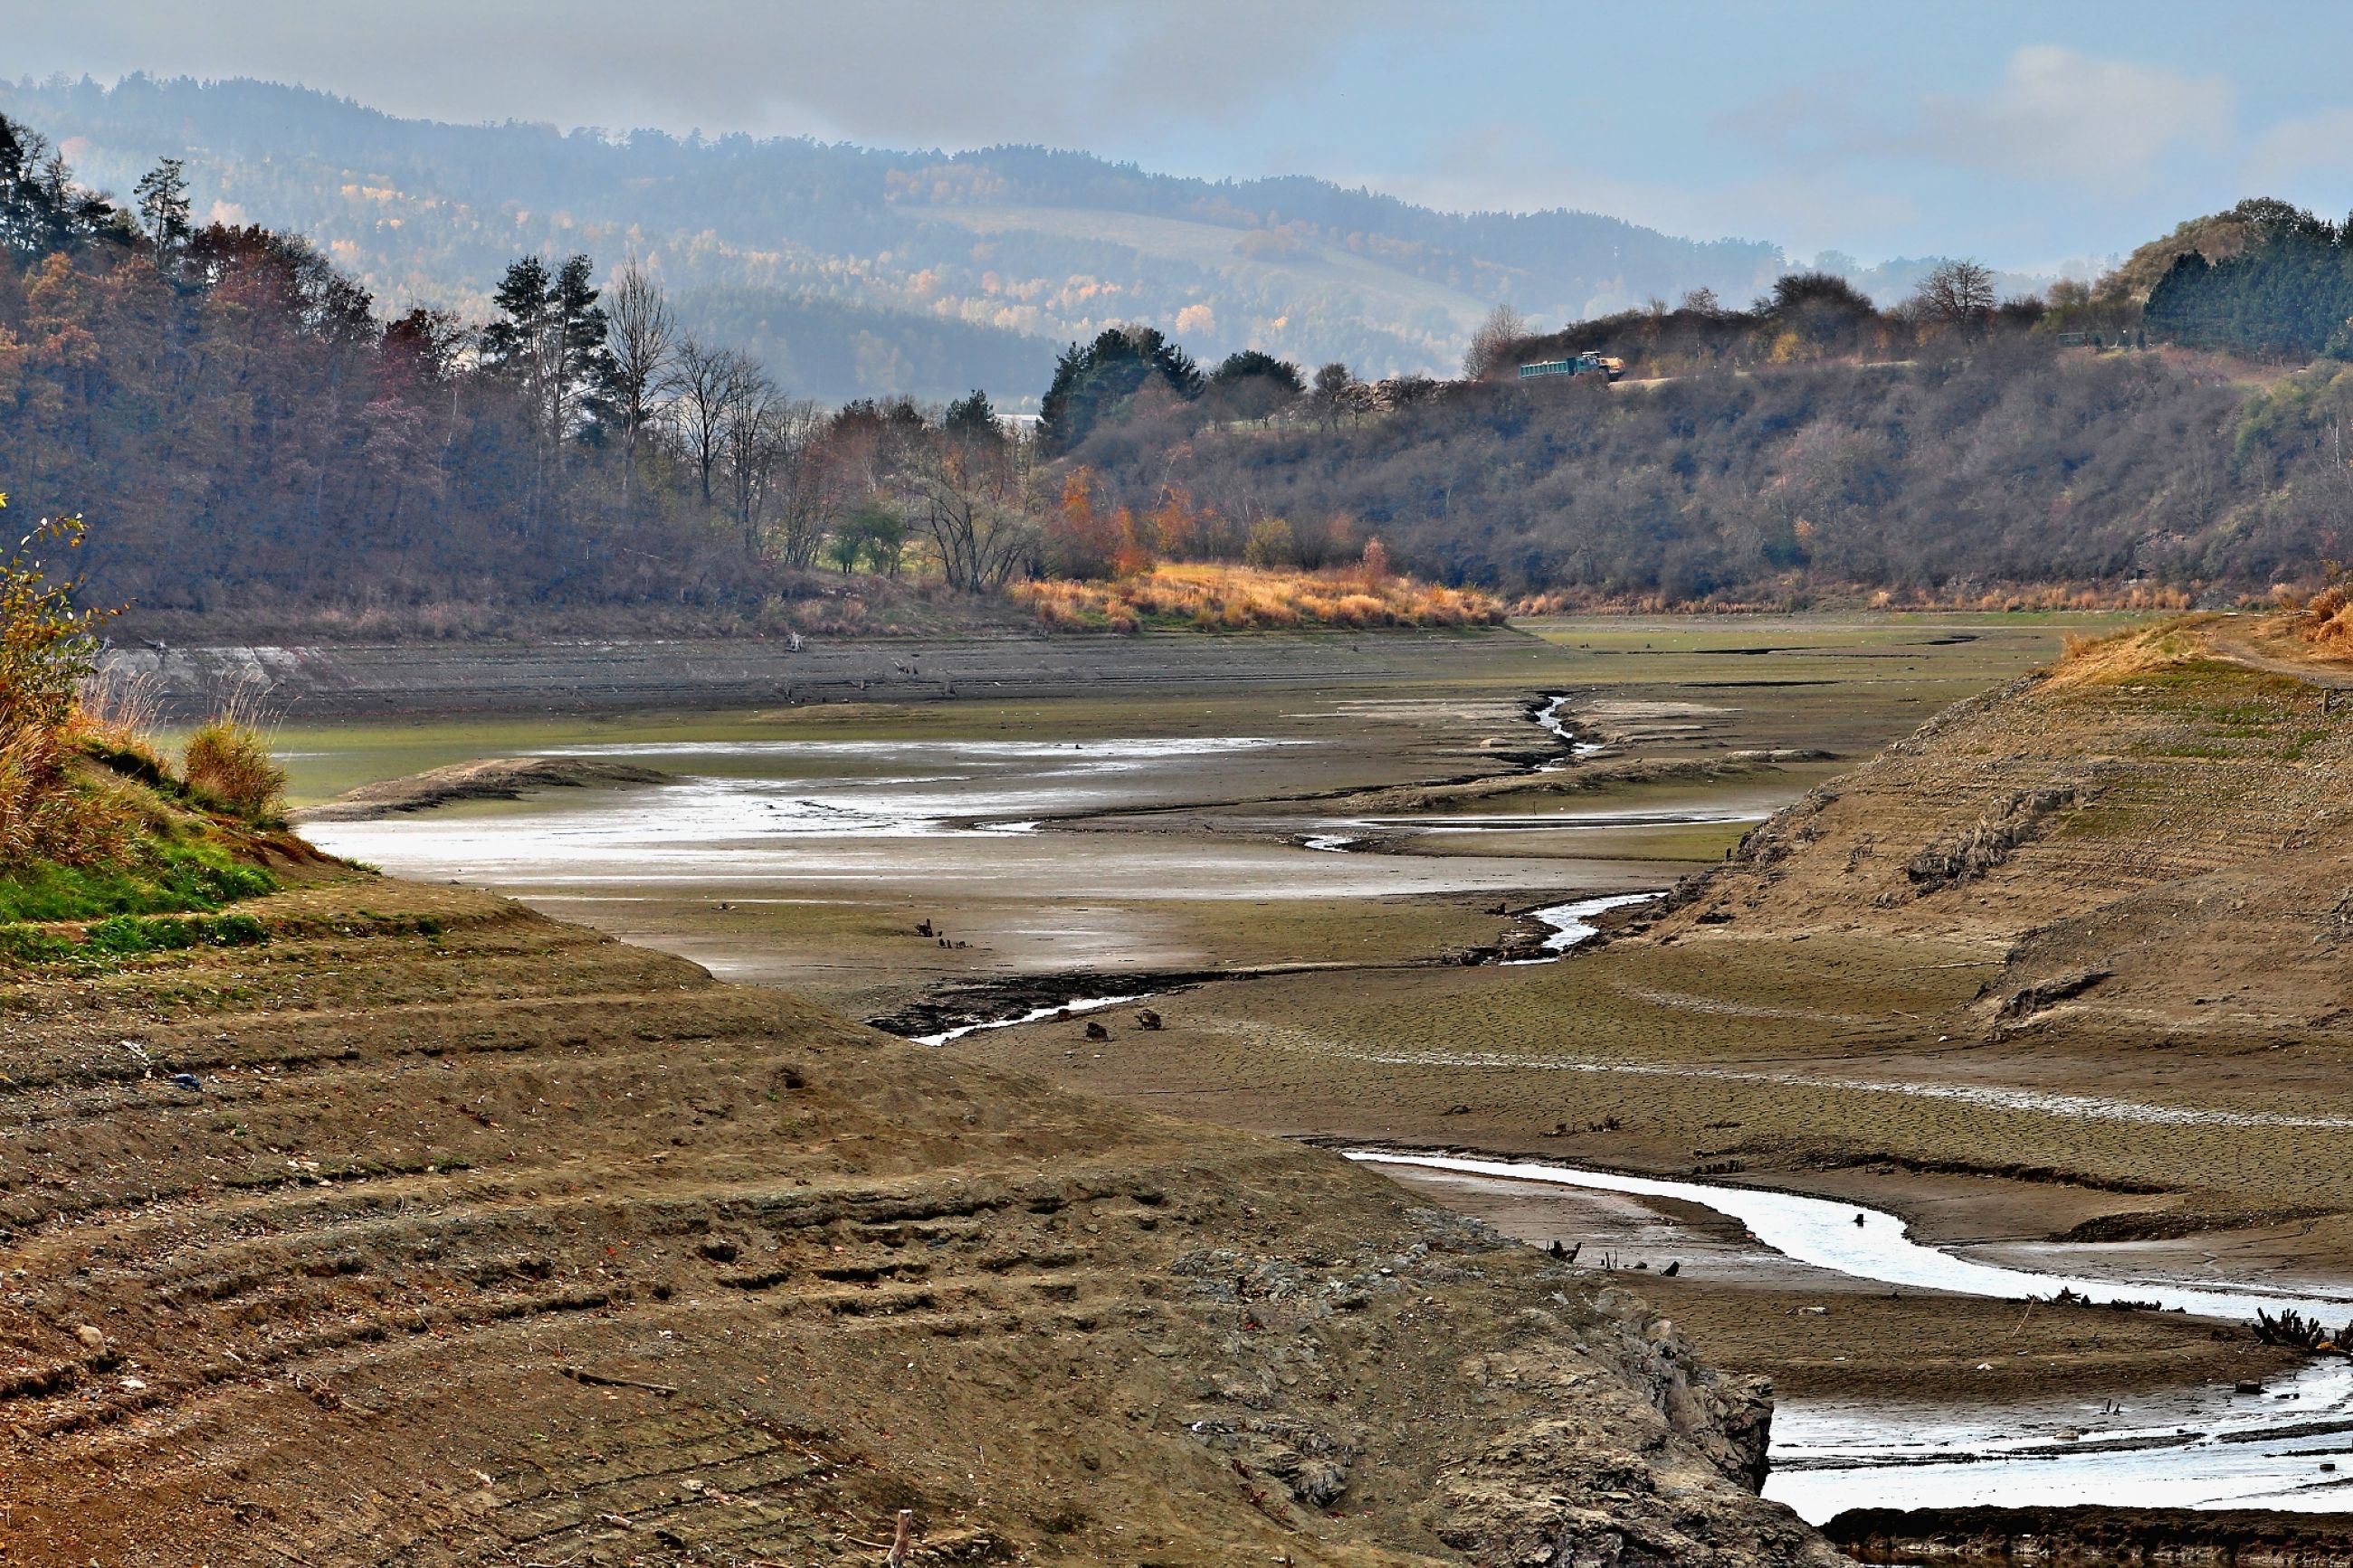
top-left (1348, 1152), bottom-right (2353, 1519)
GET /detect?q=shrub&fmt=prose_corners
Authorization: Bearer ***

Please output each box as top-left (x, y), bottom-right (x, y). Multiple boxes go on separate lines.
top-left (184, 715), bottom-right (287, 822)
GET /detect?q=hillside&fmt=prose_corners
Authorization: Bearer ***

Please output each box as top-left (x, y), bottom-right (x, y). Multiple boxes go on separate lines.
top-left (1078, 342), bottom-right (2349, 604)
top-left (0, 858), bottom-right (1841, 1565)
top-left (0, 74), bottom-right (1786, 400)
top-left (1643, 613), bottom-right (2353, 1038)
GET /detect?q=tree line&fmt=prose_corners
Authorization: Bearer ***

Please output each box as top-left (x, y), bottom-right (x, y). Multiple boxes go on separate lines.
top-left (9, 103), bottom-right (2353, 629)
top-left (1045, 284), bottom-right (2353, 605)
top-left (0, 114), bottom-right (1057, 634)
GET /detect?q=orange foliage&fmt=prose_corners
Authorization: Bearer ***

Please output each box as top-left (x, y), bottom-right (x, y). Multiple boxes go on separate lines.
top-left (1012, 561), bottom-right (1502, 634)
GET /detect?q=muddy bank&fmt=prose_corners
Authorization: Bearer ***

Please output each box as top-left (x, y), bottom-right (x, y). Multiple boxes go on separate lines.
top-left (293, 755), bottom-right (676, 821)
top-left (1826, 1504), bottom-right (2353, 1563)
top-left (118, 626), bottom-right (1548, 721)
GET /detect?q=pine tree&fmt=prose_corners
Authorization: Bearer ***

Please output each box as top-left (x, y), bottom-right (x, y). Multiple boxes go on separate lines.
top-left (133, 157), bottom-right (192, 274)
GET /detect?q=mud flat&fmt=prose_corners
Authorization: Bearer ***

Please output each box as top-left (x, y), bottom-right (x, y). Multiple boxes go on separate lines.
top-left (940, 614), bottom-right (2353, 1473)
top-left (292, 755), bottom-right (677, 821)
top-left (124, 625), bottom-right (1565, 721)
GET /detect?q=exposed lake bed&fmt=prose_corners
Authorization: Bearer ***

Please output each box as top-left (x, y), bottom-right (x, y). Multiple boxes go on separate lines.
top-left (255, 612), bottom-right (2353, 1533)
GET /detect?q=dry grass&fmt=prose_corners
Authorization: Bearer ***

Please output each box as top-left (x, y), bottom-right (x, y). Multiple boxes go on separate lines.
top-left (2042, 615), bottom-right (2224, 689)
top-left (1514, 582), bottom-right (2198, 616)
top-left (1014, 561), bottom-right (1504, 633)
top-left (182, 689), bottom-right (288, 824)
top-left (2294, 583), bottom-right (2353, 658)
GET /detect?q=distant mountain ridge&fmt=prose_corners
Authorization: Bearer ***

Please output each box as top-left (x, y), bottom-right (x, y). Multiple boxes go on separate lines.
top-left (0, 72), bottom-right (1788, 404)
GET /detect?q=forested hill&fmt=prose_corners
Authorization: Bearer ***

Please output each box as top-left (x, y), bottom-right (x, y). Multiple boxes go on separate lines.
top-left (0, 74), bottom-right (1785, 404)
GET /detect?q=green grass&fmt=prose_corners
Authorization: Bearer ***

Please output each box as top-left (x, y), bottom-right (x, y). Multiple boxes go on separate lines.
top-left (0, 910), bottom-right (269, 967)
top-left (0, 834), bottom-right (277, 924)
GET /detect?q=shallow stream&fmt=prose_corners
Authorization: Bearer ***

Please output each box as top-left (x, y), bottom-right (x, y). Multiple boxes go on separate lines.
top-left (1347, 1152), bottom-right (2353, 1519)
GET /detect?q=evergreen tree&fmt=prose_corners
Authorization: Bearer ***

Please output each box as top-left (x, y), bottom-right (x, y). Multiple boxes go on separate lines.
top-left (1205, 350), bottom-right (1303, 423)
top-left (133, 157), bottom-right (192, 273)
top-left (943, 388), bottom-right (1002, 443)
top-left (1038, 326), bottom-right (1201, 452)
top-left (481, 253), bottom-right (619, 451)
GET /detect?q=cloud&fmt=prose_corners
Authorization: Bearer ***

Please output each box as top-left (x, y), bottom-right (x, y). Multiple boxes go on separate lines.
top-left (7, 0), bottom-right (1428, 147)
top-left (1712, 46), bottom-right (2234, 195)
top-left (2245, 105), bottom-right (2353, 198)
top-left (1916, 45), bottom-right (2234, 188)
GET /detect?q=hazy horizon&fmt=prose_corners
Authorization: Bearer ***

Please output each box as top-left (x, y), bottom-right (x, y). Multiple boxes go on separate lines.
top-left (9, 0), bottom-right (2353, 276)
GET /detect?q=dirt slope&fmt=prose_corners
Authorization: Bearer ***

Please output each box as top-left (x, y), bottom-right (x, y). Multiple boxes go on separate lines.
top-left (1641, 614), bottom-right (2353, 1046)
top-left (0, 876), bottom-right (1836, 1566)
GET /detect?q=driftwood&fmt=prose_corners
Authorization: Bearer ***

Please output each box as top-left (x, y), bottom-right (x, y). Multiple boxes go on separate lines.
top-left (886, 1509), bottom-right (914, 1566)
top-left (559, 1364), bottom-right (679, 1396)
top-left (2253, 1307), bottom-right (2353, 1352)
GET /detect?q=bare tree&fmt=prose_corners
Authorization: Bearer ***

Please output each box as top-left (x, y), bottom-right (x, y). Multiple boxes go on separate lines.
top-left (669, 337), bottom-right (763, 507)
top-left (605, 256), bottom-right (676, 503)
top-left (1912, 260), bottom-right (1997, 337)
top-left (1462, 302), bottom-right (1529, 381)
top-left (763, 399), bottom-right (834, 567)
top-left (893, 424), bottom-right (1040, 592)
top-left (1311, 362), bottom-right (1357, 432)
top-left (720, 372), bottom-right (788, 554)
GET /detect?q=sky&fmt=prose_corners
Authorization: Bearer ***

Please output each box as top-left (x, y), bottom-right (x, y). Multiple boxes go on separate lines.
top-left (7, 0), bottom-right (2351, 272)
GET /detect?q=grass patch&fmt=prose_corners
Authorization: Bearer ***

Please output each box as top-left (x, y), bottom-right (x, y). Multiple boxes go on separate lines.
top-left (1014, 561), bottom-right (1502, 633)
top-left (0, 836), bottom-right (276, 924)
top-left (0, 910), bottom-right (268, 968)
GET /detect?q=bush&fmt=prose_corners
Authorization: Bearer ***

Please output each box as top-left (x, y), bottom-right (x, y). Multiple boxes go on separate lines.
top-left (184, 716), bottom-right (287, 822)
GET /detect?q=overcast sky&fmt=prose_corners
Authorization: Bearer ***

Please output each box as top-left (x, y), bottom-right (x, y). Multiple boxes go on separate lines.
top-left (9, 0), bottom-right (2350, 271)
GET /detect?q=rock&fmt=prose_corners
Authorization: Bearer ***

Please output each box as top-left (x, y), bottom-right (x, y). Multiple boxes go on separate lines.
top-left (74, 1324), bottom-right (105, 1349)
